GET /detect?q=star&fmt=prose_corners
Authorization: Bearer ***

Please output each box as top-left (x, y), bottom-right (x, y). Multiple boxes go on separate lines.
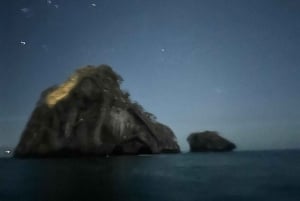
top-left (91, 3), bottom-right (97, 7)
top-left (20, 41), bottom-right (26, 45)
top-left (5, 150), bottom-right (11, 154)
top-left (214, 87), bottom-right (225, 94)
top-left (47, 0), bottom-right (52, 4)
top-left (20, 7), bottom-right (34, 18)
top-left (20, 7), bottom-right (30, 13)
top-left (161, 48), bottom-right (166, 52)
top-left (41, 44), bottom-right (49, 51)
top-left (54, 4), bottom-right (59, 8)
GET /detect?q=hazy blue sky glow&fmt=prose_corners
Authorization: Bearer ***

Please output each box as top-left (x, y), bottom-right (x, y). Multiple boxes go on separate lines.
top-left (1, 0), bottom-right (299, 151)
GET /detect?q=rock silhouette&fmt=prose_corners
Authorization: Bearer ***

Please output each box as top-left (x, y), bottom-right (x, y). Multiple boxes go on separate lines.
top-left (14, 65), bottom-right (180, 157)
top-left (187, 131), bottom-right (236, 152)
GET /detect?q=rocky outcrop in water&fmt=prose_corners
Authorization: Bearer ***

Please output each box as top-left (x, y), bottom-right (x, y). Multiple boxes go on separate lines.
top-left (187, 131), bottom-right (236, 152)
top-left (14, 65), bottom-right (180, 157)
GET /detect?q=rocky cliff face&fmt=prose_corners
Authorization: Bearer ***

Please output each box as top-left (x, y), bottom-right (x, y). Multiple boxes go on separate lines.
top-left (14, 65), bottom-right (180, 157)
top-left (187, 131), bottom-right (236, 152)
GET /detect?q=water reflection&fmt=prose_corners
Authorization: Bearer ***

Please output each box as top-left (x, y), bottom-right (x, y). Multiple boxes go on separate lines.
top-left (1, 152), bottom-right (300, 201)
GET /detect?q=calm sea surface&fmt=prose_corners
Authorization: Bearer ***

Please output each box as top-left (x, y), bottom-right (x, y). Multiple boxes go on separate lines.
top-left (0, 150), bottom-right (300, 201)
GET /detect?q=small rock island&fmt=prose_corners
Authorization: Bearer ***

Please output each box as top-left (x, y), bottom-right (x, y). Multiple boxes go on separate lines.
top-left (14, 65), bottom-right (180, 157)
top-left (187, 131), bottom-right (236, 152)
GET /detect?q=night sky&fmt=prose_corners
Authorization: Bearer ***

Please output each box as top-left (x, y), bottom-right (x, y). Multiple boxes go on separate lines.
top-left (1, 0), bottom-right (299, 151)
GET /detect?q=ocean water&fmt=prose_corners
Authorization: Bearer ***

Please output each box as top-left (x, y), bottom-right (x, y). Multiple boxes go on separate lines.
top-left (0, 150), bottom-right (300, 201)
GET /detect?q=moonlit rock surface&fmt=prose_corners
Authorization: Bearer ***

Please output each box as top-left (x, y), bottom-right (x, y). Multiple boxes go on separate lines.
top-left (14, 65), bottom-right (180, 157)
top-left (187, 131), bottom-right (236, 152)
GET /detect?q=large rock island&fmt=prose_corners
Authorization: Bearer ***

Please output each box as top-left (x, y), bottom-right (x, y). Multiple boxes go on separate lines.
top-left (14, 65), bottom-right (180, 157)
top-left (187, 131), bottom-right (236, 152)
